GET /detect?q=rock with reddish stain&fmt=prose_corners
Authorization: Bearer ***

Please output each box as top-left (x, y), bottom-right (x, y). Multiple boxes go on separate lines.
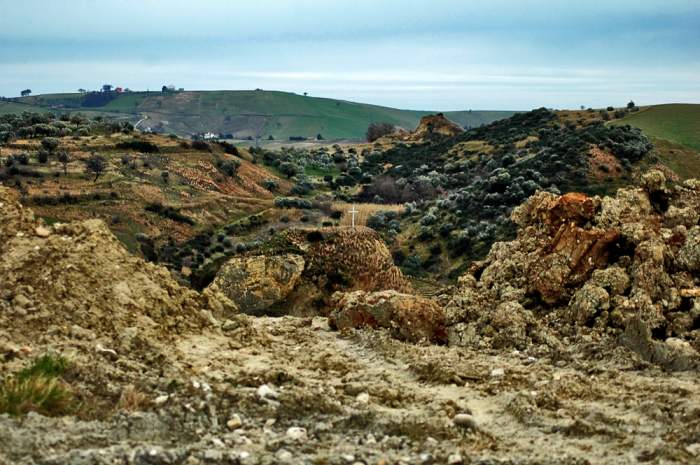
top-left (525, 223), bottom-right (621, 304)
top-left (329, 290), bottom-right (446, 344)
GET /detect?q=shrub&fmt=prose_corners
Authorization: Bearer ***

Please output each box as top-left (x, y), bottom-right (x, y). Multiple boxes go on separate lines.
top-left (403, 253), bottom-right (422, 270)
top-left (366, 122), bottom-right (396, 142)
top-left (37, 150), bottom-right (49, 164)
top-left (280, 215), bottom-right (290, 223)
top-left (221, 158), bottom-right (242, 176)
top-left (300, 215), bottom-right (309, 222)
top-left (16, 152), bottom-right (30, 165)
top-left (420, 213), bottom-right (437, 226)
top-left (222, 237), bottom-right (233, 247)
top-left (306, 230), bottom-right (324, 242)
top-left (115, 141), bottom-right (159, 153)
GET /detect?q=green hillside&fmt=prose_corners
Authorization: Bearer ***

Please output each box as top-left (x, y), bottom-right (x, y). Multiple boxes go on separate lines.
top-left (621, 104), bottom-right (700, 149)
top-left (0, 90), bottom-right (514, 140)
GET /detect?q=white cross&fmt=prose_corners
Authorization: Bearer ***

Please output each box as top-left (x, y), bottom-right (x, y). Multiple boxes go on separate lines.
top-left (349, 205), bottom-right (359, 227)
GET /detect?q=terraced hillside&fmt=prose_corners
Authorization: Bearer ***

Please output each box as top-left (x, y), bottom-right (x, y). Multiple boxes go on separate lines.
top-left (0, 90), bottom-right (513, 140)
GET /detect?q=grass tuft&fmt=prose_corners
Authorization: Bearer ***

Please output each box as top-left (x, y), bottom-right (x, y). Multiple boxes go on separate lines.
top-left (0, 376), bottom-right (72, 416)
top-left (0, 354), bottom-right (73, 416)
top-left (15, 354), bottom-right (69, 382)
top-left (118, 385), bottom-right (151, 411)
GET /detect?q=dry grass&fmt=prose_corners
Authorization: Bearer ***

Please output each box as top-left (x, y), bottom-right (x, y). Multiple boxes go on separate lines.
top-left (118, 385), bottom-right (151, 411)
top-left (332, 203), bottom-right (404, 227)
top-left (0, 376), bottom-right (72, 416)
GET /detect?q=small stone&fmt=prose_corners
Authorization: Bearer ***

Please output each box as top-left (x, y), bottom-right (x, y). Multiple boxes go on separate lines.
top-left (227, 414), bottom-right (243, 430)
top-left (186, 457), bottom-right (200, 465)
top-left (285, 426), bottom-right (307, 441)
top-left (95, 344), bottom-right (119, 360)
top-left (686, 443), bottom-right (700, 456)
top-left (447, 453), bottom-right (463, 464)
top-left (13, 295), bottom-right (31, 309)
top-left (239, 451), bottom-right (251, 459)
top-left (340, 455), bottom-right (355, 463)
top-left (365, 432), bottom-right (377, 444)
top-left (154, 395), bottom-right (169, 405)
top-left (20, 346), bottom-right (32, 355)
top-left (666, 337), bottom-right (691, 349)
top-left (203, 449), bottom-right (222, 460)
top-left (490, 367), bottom-right (505, 377)
top-left (356, 392), bottom-right (370, 404)
top-left (35, 226), bottom-right (51, 237)
top-left (148, 449), bottom-right (158, 457)
top-left (275, 449), bottom-right (293, 461)
top-left (453, 413), bottom-right (477, 429)
top-left (264, 418), bottom-right (276, 427)
top-left (419, 453), bottom-right (434, 465)
top-left (257, 384), bottom-right (278, 399)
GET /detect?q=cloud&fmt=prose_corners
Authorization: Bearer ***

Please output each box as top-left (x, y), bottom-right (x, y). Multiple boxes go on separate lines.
top-left (1, 1), bottom-right (697, 109)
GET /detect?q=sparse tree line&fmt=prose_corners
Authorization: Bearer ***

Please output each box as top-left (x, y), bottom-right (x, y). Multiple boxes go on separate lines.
top-left (0, 110), bottom-right (134, 144)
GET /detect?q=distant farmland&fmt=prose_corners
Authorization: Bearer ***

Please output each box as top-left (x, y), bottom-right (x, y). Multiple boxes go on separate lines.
top-left (0, 90), bottom-right (514, 140)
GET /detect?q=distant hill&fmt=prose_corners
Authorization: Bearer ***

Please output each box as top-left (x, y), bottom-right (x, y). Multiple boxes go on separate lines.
top-left (618, 104), bottom-right (700, 180)
top-left (620, 104), bottom-right (700, 148)
top-left (0, 90), bottom-right (514, 140)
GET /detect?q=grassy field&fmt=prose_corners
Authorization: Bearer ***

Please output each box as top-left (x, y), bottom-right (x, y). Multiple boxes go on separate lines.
top-left (3, 90), bottom-right (514, 140)
top-left (621, 104), bottom-right (700, 146)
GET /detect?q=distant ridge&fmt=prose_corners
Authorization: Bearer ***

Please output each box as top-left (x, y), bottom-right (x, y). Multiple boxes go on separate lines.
top-left (0, 90), bottom-right (514, 140)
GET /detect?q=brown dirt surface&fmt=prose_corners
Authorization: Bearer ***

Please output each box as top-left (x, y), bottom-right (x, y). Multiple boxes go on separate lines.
top-left (4, 176), bottom-right (700, 464)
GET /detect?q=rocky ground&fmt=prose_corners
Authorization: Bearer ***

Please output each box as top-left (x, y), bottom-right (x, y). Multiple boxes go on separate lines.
top-left (2, 173), bottom-right (700, 464)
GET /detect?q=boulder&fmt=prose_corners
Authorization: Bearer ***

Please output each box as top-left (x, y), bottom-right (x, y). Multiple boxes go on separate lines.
top-left (212, 254), bottom-right (305, 316)
top-left (525, 223), bottom-right (620, 304)
top-left (329, 290), bottom-right (446, 344)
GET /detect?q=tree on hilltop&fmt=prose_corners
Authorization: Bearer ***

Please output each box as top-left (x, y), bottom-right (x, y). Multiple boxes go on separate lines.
top-left (20, 89), bottom-right (31, 97)
top-left (102, 84), bottom-right (113, 92)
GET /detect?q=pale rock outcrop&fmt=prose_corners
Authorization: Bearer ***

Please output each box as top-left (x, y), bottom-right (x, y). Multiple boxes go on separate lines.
top-left (436, 171), bottom-right (700, 371)
top-left (213, 254), bottom-right (305, 316)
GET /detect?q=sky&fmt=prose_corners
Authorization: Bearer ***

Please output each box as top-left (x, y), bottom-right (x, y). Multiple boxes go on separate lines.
top-left (0, 0), bottom-right (698, 111)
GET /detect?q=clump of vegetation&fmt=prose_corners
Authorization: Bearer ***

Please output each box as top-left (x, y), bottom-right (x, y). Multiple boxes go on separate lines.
top-left (0, 355), bottom-right (72, 416)
top-left (145, 201), bottom-right (196, 225)
top-left (366, 121), bottom-right (396, 142)
top-left (115, 140), bottom-right (159, 153)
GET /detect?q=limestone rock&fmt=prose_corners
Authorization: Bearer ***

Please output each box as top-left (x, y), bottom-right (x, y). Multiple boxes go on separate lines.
top-left (329, 290), bottom-right (446, 344)
top-left (212, 254), bottom-right (305, 316)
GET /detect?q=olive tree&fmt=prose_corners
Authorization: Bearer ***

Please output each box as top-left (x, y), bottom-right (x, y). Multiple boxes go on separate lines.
top-left (84, 153), bottom-right (108, 182)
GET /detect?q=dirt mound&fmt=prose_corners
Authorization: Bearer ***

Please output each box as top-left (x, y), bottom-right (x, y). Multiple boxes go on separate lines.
top-left (437, 171), bottom-right (700, 371)
top-left (0, 186), bottom-right (242, 362)
top-left (212, 227), bottom-right (411, 317)
top-left (389, 113), bottom-right (464, 142)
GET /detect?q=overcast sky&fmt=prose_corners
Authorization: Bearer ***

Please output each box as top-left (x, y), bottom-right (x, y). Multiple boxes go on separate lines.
top-left (1, 0), bottom-right (698, 111)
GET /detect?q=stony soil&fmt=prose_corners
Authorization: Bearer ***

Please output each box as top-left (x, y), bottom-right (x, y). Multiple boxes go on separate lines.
top-left (3, 177), bottom-right (700, 464)
top-left (2, 316), bottom-right (700, 464)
